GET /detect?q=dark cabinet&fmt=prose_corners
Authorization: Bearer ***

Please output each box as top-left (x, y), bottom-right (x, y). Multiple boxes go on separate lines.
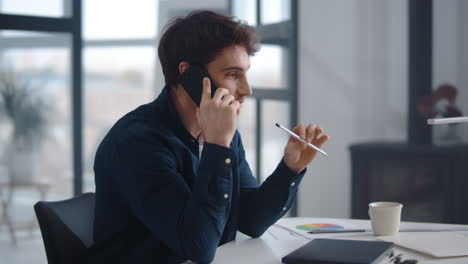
top-left (350, 142), bottom-right (468, 224)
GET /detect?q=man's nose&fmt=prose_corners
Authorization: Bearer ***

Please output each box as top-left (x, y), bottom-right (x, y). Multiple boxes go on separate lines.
top-left (240, 79), bottom-right (252, 97)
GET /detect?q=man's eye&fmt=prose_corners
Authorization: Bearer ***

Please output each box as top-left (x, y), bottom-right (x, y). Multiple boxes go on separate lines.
top-left (226, 72), bottom-right (238, 78)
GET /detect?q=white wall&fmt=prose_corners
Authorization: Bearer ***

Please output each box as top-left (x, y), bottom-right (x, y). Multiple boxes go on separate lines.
top-left (297, 0), bottom-right (408, 217)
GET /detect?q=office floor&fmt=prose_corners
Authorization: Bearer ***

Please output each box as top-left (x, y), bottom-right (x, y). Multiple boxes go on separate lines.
top-left (0, 193), bottom-right (47, 264)
top-left (0, 229), bottom-right (46, 264)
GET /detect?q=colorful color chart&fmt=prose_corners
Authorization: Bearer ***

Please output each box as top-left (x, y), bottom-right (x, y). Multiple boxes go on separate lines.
top-left (296, 223), bottom-right (345, 231)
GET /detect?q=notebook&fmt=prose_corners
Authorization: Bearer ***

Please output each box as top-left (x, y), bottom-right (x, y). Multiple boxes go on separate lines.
top-left (282, 238), bottom-right (394, 264)
top-left (378, 232), bottom-right (468, 258)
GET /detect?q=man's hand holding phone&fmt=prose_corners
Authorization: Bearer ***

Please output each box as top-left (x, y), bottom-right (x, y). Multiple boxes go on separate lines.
top-left (197, 77), bottom-right (239, 148)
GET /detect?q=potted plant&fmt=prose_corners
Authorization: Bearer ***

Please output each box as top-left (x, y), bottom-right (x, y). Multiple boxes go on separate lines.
top-left (0, 68), bottom-right (50, 183)
top-left (417, 83), bottom-right (463, 144)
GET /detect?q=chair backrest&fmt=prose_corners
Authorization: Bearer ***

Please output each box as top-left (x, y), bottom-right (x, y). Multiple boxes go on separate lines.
top-left (34, 192), bottom-right (95, 264)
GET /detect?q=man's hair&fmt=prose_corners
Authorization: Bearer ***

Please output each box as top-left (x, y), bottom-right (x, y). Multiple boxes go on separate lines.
top-left (158, 10), bottom-right (260, 86)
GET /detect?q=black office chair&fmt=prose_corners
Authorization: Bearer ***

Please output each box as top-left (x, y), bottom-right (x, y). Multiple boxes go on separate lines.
top-left (34, 192), bottom-right (95, 264)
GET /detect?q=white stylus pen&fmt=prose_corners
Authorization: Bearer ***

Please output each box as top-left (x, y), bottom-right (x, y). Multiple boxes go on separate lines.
top-left (275, 123), bottom-right (328, 156)
top-left (427, 117), bottom-right (468, 125)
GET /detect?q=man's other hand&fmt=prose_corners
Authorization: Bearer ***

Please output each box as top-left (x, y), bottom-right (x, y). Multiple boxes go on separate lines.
top-left (283, 124), bottom-right (329, 174)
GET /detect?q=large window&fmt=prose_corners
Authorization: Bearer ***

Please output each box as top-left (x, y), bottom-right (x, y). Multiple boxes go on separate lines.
top-left (81, 0), bottom-right (230, 192)
top-left (0, 0), bottom-right (230, 258)
top-left (232, 0), bottom-right (298, 181)
top-left (231, 0), bottom-right (298, 214)
top-left (0, 40), bottom-right (73, 198)
top-left (82, 0), bottom-right (159, 192)
top-left (0, 0), bottom-right (79, 252)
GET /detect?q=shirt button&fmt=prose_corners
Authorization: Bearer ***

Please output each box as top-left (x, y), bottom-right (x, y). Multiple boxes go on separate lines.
top-left (290, 182), bottom-right (295, 187)
top-left (225, 158), bottom-right (231, 164)
top-left (224, 194), bottom-right (229, 199)
top-left (282, 207), bottom-right (287, 211)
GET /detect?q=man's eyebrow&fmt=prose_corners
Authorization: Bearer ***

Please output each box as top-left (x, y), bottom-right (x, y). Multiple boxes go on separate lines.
top-left (221, 65), bottom-right (250, 72)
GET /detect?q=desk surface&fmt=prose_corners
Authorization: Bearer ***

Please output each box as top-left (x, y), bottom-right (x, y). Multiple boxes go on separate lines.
top-left (212, 218), bottom-right (468, 264)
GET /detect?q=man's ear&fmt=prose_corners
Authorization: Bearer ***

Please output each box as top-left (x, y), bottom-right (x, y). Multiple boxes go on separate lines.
top-left (178, 61), bottom-right (190, 74)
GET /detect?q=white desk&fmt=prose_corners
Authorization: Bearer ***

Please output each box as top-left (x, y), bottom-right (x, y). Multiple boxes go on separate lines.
top-left (212, 218), bottom-right (468, 264)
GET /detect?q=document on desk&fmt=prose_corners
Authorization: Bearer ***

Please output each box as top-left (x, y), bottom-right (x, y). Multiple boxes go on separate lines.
top-left (377, 232), bottom-right (468, 258)
top-left (267, 225), bottom-right (306, 240)
top-left (275, 217), bottom-right (367, 239)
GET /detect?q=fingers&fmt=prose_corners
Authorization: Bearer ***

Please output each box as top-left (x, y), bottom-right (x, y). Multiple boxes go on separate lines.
top-left (315, 126), bottom-right (324, 136)
top-left (305, 124), bottom-right (317, 142)
top-left (230, 100), bottom-right (241, 115)
top-left (201, 77), bottom-right (212, 103)
top-left (212, 88), bottom-right (238, 107)
top-left (314, 134), bottom-right (329, 148)
top-left (292, 124), bottom-right (306, 142)
top-left (221, 94), bottom-right (236, 106)
top-left (310, 125), bottom-right (329, 147)
top-left (291, 124), bottom-right (328, 146)
top-left (212, 88), bottom-right (230, 102)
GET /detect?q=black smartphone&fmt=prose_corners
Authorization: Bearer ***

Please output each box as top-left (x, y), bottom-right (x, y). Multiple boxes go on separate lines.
top-left (178, 64), bottom-right (218, 106)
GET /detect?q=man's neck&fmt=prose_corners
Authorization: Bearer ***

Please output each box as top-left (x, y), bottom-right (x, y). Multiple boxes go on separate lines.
top-left (169, 84), bottom-right (202, 139)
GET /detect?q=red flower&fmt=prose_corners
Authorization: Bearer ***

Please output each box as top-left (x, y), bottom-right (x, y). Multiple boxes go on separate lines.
top-left (433, 84), bottom-right (458, 101)
top-left (417, 83), bottom-right (462, 119)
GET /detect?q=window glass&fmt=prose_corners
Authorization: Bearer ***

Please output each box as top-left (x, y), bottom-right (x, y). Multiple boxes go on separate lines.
top-left (432, 0), bottom-right (468, 144)
top-left (261, 100), bottom-right (290, 182)
top-left (232, 0), bottom-right (257, 25)
top-left (249, 44), bottom-right (289, 89)
top-left (83, 47), bottom-right (156, 192)
top-left (0, 35), bottom-right (73, 241)
top-left (1, 0), bottom-right (66, 17)
top-left (84, 0), bottom-right (158, 40)
top-left (237, 97), bottom-right (257, 176)
top-left (260, 0), bottom-right (290, 24)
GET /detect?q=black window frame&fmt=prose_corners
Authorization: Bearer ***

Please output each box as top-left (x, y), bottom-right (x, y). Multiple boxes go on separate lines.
top-left (0, 0), bottom-right (84, 195)
top-left (229, 0), bottom-right (299, 216)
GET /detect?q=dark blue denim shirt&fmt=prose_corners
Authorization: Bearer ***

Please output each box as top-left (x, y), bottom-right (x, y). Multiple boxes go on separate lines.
top-left (88, 86), bottom-right (305, 264)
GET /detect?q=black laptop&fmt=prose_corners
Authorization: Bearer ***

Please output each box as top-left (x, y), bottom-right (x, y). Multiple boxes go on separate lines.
top-left (282, 238), bottom-right (394, 264)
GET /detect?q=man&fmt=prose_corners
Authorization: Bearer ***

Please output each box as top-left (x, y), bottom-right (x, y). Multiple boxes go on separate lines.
top-left (89, 10), bottom-right (328, 264)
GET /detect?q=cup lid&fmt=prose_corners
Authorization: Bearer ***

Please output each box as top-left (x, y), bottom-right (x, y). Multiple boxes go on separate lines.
top-left (369, 201), bottom-right (403, 208)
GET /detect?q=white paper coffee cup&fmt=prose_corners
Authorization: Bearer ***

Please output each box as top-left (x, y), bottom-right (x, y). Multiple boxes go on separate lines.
top-left (368, 202), bottom-right (403, 236)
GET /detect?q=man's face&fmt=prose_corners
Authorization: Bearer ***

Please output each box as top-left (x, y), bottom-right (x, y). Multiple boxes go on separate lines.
top-left (206, 45), bottom-right (252, 109)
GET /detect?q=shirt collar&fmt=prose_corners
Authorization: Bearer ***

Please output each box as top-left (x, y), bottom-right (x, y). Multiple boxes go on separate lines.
top-left (157, 85), bottom-right (199, 146)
